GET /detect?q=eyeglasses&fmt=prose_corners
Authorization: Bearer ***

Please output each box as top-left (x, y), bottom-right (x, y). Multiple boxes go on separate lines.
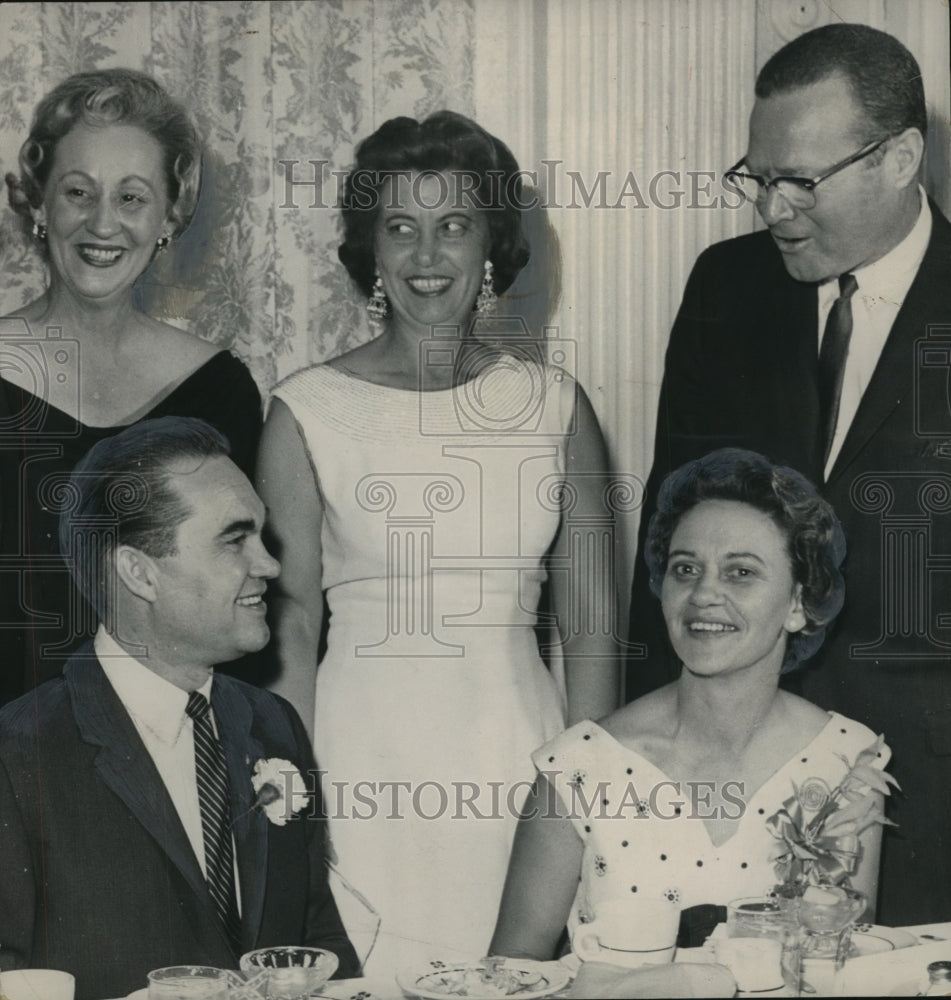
top-left (724, 137), bottom-right (888, 210)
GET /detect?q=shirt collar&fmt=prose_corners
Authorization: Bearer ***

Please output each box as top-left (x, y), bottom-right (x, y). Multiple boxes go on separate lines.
top-left (95, 626), bottom-right (214, 746)
top-left (819, 186), bottom-right (931, 309)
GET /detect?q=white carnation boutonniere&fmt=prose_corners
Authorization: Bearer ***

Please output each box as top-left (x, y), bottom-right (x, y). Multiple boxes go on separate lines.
top-left (250, 757), bottom-right (310, 826)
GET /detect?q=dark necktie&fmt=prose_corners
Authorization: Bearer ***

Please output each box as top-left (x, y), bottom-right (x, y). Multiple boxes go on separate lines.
top-left (818, 273), bottom-right (859, 468)
top-left (186, 690), bottom-right (241, 952)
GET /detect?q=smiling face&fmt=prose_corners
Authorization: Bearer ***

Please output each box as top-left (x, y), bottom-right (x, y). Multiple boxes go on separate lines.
top-left (746, 75), bottom-right (906, 282)
top-left (661, 499), bottom-right (806, 680)
top-left (373, 171), bottom-right (491, 335)
top-left (148, 455), bottom-right (280, 677)
top-left (36, 121), bottom-right (172, 303)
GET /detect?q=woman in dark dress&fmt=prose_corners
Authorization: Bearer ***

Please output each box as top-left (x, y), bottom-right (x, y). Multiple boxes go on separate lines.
top-left (0, 69), bottom-right (261, 702)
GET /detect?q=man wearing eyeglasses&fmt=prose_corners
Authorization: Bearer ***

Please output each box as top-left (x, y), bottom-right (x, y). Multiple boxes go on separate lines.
top-left (627, 23), bottom-right (950, 926)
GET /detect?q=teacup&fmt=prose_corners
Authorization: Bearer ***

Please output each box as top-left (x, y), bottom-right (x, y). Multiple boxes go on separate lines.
top-left (0, 969), bottom-right (75, 1000)
top-left (571, 897), bottom-right (681, 968)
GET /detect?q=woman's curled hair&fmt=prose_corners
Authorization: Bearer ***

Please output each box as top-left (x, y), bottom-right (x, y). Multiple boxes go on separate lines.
top-left (338, 110), bottom-right (530, 298)
top-left (7, 68), bottom-right (201, 237)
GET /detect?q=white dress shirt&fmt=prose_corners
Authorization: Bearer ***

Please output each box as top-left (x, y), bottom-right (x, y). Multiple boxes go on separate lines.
top-left (818, 188), bottom-right (932, 478)
top-left (95, 627), bottom-right (240, 910)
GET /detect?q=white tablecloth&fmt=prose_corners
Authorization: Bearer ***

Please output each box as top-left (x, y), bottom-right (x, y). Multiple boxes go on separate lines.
top-left (103, 922), bottom-right (951, 998)
top-left (835, 923), bottom-right (951, 998)
top-left (319, 922), bottom-right (951, 999)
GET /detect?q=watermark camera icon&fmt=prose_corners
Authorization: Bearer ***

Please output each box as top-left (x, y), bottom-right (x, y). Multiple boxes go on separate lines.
top-left (418, 317), bottom-right (577, 436)
top-left (0, 319), bottom-right (81, 441)
top-left (915, 325), bottom-right (951, 446)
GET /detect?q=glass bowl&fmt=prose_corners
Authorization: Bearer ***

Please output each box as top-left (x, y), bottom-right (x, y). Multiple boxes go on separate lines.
top-left (238, 947), bottom-right (338, 998)
top-left (798, 885), bottom-right (866, 935)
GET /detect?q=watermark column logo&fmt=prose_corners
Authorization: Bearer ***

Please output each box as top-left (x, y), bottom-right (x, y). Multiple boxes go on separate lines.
top-left (348, 319), bottom-right (641, 658)
top-left (354, 472), bottom-right (467, 657)
top-left (42, 470), bottom-right (150, 657)
top-left (850, 470), bottom-right (951, 658)
top-left (537, 471), bottom-right (642, 651)
top-left (0, 320), bottom-right (80, 636)
top-left (844, 325), bottom-right (951, 658)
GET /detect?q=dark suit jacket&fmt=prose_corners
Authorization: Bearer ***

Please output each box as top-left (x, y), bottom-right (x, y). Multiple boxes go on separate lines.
top-left (627, 201), bottom-right (951, 925)
top-left (0, 647), bottom-right (358, 1000)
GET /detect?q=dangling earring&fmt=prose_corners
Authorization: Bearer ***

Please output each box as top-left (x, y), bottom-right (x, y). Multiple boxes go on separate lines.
top-left (155, 235), bottom-right (171, 253)
top-left (32, 221), bottom-right (47, 241)
top-left (367, 272), bottom-right (388, 328)
top-left (476, 259), bottom-right (497, 315)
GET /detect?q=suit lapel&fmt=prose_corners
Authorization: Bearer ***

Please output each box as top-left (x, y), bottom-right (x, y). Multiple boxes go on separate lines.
top-left (212, 676), bottom-right (269, 952)
top-left (827, 205), bottom-right (951, 485)
top-left (777, 270), bottom-right (823, 474)
top-left (66, 655), bottom-right (212, 913)
top-left (825, 310), bottom-right (913, 485)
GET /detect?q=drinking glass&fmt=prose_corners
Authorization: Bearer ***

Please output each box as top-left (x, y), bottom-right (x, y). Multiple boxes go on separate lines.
top-left (147, 966), bottom-right (230, 1000)
top-left (725, 895), bottom-right (800, 996)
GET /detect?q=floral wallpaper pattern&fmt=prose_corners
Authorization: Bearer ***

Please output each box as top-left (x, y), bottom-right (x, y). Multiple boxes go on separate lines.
top-left (0, 0), bottom-right (476, 391)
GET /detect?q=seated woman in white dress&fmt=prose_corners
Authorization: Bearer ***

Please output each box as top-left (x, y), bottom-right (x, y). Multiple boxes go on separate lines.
top-left (490, 447), bottom-right (893, 961)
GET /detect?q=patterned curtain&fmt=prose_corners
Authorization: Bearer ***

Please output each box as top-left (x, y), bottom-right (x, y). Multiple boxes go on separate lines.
top-left (1, 0), bottom-right (948, 610)
top-left (0, 0), bottom-right (476, 388)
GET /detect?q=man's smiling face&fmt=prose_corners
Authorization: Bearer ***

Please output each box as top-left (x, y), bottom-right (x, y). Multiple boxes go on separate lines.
top-left (148, 455), bottom-right (281, 673)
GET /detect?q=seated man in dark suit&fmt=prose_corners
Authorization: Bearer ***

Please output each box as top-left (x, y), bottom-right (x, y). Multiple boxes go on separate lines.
top-left (627, 23), bottom-right (950, 924)
top-left (0, 416), bottom-right (358, 999)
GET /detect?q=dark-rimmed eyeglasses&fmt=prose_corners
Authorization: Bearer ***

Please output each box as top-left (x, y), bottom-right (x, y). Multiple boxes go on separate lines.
top-left (724, 137), bottom-right (889, 210)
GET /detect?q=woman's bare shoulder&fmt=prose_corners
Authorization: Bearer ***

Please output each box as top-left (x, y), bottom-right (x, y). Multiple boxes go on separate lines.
top-left (136, 316), bottom-right (220, 373)
top-left (777, 689), bottom-right (831, 732)
top-left (145, 315), bottom-right (218, 353)
top-left (598, 684), bottom-right (678, 746)
top-left (1, 296), bottom-right (49, 326)
top-left (325, 335), bottom-right (385, 373)
top-left (324, 334), bottom-right (428, 389)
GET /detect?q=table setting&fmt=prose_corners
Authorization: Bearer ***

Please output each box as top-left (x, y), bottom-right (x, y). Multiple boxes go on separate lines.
top-left (1, 917), bottom-right (948, 1000)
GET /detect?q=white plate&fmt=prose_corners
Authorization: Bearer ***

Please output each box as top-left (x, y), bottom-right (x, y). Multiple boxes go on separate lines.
top-left (397, 959), bottom-right (570, 999)
top-left (125, 991), bottom-right (147, 999)
top-left (836, 938), bottom-right (951, 997)
top-left (851, 924), bottom-right (920, 956)
top-left (0, 969), bottom-right (75, 1000)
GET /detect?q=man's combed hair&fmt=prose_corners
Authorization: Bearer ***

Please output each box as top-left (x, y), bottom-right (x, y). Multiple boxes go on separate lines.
top-left (755, 23), bottom-right (927, 141)
top-left (644, 448), bottom-right (847, 672)
top-left (59, 417), bottom-right (230, 620)
top-left (338, 110), bottom-right (530, 298)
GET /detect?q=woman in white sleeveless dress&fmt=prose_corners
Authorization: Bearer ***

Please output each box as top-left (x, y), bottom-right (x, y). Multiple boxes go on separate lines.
top-left (256, 113), bottom-right (620, 975)
top-left (490, 449), bottom-right (893, 977)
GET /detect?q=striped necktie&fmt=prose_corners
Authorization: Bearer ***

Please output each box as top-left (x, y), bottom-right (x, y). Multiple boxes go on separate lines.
top-left (186, 690), bottom-right (241, 953)
top-left (818, 272), bottom-right (859, 468)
